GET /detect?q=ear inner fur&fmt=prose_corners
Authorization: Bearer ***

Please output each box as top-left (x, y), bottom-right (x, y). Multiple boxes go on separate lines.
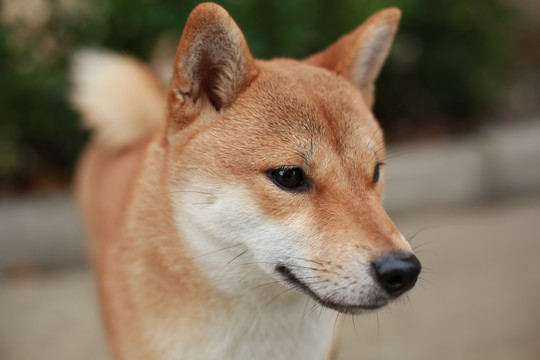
top-left (305, 8), bottom-right (401, 107)
top-left (170, 3), bottom-right (258, 122)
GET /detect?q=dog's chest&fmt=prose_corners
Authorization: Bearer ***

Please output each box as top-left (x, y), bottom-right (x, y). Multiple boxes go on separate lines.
top-left (155, 298), bottom-right (336, 360)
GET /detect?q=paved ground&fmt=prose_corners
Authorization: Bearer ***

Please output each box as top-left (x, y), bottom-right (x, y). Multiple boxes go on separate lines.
top-left (1, 196), bottom-right (539, 359)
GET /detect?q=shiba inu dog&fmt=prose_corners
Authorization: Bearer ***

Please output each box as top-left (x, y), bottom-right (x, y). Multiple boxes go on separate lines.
top-left (72, 3), bottom-right (421, 359)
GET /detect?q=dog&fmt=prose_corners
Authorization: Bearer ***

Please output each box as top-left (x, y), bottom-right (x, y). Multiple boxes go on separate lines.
top-left (71, 3), bottom-right (421, 359)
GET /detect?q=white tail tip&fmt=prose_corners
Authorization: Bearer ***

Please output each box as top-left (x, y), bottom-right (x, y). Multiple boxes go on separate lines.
top-left (70, 49), bottom-right (167, 149)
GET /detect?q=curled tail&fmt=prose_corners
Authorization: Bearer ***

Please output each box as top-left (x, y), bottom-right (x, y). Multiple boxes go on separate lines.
top-left (70, 50), bottom-right (167, 149)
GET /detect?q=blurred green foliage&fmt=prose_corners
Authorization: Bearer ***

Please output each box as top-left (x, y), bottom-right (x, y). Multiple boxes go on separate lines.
top-left (0, 0), bottom-right (514, 190)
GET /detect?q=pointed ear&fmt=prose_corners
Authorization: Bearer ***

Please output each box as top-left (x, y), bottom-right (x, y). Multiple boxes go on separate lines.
top-left (305, 8), bottom-right (401, 108)
top-left (170, 3), bottom-right (258, 121)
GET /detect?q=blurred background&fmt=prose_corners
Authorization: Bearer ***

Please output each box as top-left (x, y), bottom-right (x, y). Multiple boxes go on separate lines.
top-left (0, 0), bottom-right (539, 359)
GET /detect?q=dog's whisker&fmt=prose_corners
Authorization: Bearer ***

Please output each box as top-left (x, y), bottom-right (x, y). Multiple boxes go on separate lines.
top-left (224, 249), bottom-right (249, 266)
top-left (414, 250), bottom-right (438, 258)
top-left (418, 265), bottom-right (434, 274)
top-left (372, 138), bottom-right (388, 155)
top-left (407, 226), bottom-right (437, 244)
top-left (167, 190), bottom-right (216, 196)
top-left (252, 280), bottom-right (286, 290)
top-left (317, 304), bottom-right (324, 323)
top-left (285, 256), bottom-right (324, 266)
top-left (332, 312), bottom-right (341, 341)
top-left (415, 276), bottom-right (432, 290)
top-left (376, 312), bottom-right (380, 341)
top-left (382, 150), bottom-right (411, 161)
top-left (184, 244), bottom-right (244, 263)
top-left (298, 297), bottom-right (311, 336)
top-left (351, 315), bottom-right (360, 342)
top-left (367, 127), bottom-right (381, 148)
top-left (405, 294), bottom-right (411, 304)
top-left (254, 276), bottom-right (325, 291)
top-left (365, 127), bottom-right (382, 156)
top-left (231, 261), bottom-right (319, 271)
top-left (232, 261), bottom-right (343, 278)
top-left (405, 226), bottom-right (426, 243)
top-left (265, 288), bottom-right (295, 307)
top-left (411, 240), bottom-right (439, 252)
top-left (306, 301), bottom-right (321, 316)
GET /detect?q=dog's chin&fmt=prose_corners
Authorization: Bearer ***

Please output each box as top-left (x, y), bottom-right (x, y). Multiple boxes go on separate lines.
top-left (275, 265), bottom-right (388, 315)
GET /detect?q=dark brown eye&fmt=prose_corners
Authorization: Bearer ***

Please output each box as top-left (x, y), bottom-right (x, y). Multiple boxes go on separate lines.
top-left (373, 162), bottom-right (385, 184)
top-left (269, 167), bottom-right (308, 191)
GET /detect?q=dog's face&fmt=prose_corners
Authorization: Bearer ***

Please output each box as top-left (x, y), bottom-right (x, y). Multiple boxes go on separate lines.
top-left (167, 4), bottom-right (420, 313)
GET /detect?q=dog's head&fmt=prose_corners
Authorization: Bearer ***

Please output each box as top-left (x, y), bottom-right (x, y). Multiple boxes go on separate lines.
top-left (167, 3), bottom-right (420, 313)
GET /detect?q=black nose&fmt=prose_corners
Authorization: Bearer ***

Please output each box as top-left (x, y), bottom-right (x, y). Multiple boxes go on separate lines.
top-left (372, 253), bottom-right (421, 297)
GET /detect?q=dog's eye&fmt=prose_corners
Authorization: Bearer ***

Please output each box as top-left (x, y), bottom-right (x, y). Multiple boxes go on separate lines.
top-left (269, 167), bottom-right (308, 191)
top-left (373, 162), bottom-right (385, 184)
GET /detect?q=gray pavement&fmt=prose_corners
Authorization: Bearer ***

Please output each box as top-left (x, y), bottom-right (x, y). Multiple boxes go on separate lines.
top-left (383, 118), bottom-right (540, 211)
top-left (0, 269), bottom-right (109, 360)
top-left (0, 193), bottom-right (85, 271)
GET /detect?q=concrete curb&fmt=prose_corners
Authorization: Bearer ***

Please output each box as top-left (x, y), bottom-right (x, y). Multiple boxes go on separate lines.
top-left (383, 118), bottom-right (540, 212)
top-left (1, 118), bottom-right (539, 270)
top-left (0, 193), bottom-right (85, 271)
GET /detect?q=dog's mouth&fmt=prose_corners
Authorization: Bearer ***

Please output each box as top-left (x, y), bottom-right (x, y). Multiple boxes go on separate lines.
top-left (275, 264), bottom-right (386, 314)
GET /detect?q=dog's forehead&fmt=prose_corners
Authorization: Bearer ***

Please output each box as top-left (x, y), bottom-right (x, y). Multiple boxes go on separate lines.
top-left (239, 60), bottom-right (383, 156)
